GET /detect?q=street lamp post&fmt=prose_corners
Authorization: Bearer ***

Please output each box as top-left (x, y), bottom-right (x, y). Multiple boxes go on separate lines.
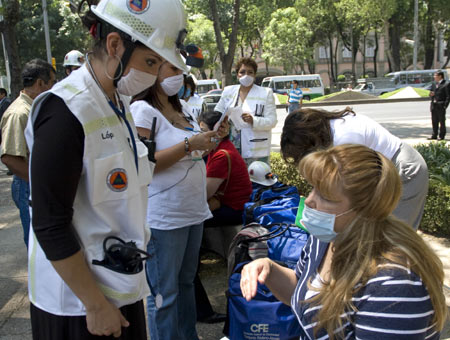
top-left (42, 0), bottom-right (52, 64)
top-left (413, 0), bottom-right (418, 70)
top-left (0, 0), bottom-right (11, 93)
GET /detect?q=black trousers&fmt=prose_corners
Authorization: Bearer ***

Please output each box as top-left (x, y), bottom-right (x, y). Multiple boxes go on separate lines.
top-left (431, 103), bottom-right (447, 139)
top-left (30, 300), bottom-right (147, 340)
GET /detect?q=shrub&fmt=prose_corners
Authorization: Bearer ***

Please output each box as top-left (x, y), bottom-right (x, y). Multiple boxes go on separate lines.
top-left (415, 142), bottom-right (450, 236)
top-left (270, 153), bottom-right (311, 196)
top-left (337, 75), bottom-right (346, 82)
top-left (420, 181), bottom-right (450, 236)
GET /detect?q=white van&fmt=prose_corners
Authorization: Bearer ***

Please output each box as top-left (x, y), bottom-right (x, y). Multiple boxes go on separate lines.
top-left (196, 79), bottom-right (220, 95)
top-left (385, 69), bottom-right (449, 88)
top-left (261, 74), bottom-right (324, 100)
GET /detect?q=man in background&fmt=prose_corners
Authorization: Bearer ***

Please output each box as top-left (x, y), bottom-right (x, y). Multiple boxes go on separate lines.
top-left (429, 70), bottom-right (449, 140)
top-left (0, 88), bottom-right (12, 121)
top-left (0, 59), bottom-right (55, 247)
top-left (287, 80), bottom-right (303, 114)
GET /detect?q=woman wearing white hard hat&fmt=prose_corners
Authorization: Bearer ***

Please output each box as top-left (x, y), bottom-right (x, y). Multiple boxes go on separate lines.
top-left (130, 55), bottom-right (225, 338)
top-left (63, 50), bottom-right (85, 76)
top-left (214, 57), bottom-right (277, 166)
top-left (24, 0), bottom-right (189, 339)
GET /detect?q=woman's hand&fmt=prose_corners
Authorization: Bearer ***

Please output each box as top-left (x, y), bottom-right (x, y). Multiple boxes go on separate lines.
top-left (240, 258), bottom-right (272, 302)
top-left (241, 113), bottom-right (254, 126)
top-left (189, 130), bottom-right (217, 151)
top-left (86, 299), bottom-right (129, 337)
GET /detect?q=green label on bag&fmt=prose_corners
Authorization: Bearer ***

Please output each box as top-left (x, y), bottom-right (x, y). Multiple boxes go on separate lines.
top-left (295, 196), bottom-right (309, 233)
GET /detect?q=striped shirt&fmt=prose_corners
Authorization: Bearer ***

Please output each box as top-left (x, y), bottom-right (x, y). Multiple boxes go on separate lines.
top-left (288, 88), bottom-right (303, 103)
top-left (291, 236), bottom-right (439, 339)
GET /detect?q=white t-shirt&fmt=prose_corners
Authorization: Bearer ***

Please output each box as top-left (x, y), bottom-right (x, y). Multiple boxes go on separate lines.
top-left (330, 114), bottom-right (401, 160)
top-left (186, 94), bottom-right (204, 120)
top-left (130, 100), bottom-right (212, 230)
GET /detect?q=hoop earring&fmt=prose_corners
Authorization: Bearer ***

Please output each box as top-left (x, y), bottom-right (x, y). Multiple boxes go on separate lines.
top-left (104, 54), bottom-right (123, 81)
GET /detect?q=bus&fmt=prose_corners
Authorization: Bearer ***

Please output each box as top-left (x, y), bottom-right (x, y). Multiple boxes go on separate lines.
top-left (385, 69), bottom-right (448, 88)
top-left (261, 74), bottom-right (324, 100)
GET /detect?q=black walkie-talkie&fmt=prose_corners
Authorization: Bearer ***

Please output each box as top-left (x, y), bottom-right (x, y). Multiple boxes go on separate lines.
top-left (139, 117), bottom-right (157, 163)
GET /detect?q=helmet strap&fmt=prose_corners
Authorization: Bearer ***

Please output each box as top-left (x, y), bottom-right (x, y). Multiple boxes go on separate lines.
top-left (113, 38), bottom-right (136, 87)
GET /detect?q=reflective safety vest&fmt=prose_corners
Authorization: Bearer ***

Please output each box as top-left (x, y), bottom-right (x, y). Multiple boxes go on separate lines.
top-left (25, 65), bottom-right (153, 316)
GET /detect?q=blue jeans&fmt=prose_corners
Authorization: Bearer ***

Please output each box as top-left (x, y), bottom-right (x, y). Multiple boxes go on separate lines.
top-left (288, 102), bottom-right (300, 114)
top-left (146, 223), bottom-right (203, 340)
top-left (11, 176), bottom-right (30, 248)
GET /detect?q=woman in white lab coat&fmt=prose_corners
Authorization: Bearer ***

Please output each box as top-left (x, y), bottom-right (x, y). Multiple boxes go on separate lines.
top-left (214, 57), bottom-right (277, 166)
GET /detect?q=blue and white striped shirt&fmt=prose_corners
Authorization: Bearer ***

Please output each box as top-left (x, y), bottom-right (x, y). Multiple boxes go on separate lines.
top-left (288, 88), bottom-right (303, 103)
top-left (291, 236), bottom-right (439, 339)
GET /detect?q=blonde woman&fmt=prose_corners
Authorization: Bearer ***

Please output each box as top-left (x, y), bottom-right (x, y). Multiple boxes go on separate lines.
top-left (240, 144), bottom-right (447, 339)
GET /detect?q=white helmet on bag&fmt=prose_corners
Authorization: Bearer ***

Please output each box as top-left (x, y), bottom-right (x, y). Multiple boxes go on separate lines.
top-left (91, 0), bottom-right (188, 71)
top-left (248, 161), bottom-right (277, 186)
top-left (63, 50), bottom-right (85, 67)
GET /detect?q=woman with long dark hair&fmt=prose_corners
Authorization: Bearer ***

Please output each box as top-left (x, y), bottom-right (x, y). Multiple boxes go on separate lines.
top-left (130, 61), bottom-right (220, 339)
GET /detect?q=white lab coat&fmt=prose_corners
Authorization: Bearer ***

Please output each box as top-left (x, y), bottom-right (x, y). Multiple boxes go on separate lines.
top-left (214, 84), bottom-right (277, 159)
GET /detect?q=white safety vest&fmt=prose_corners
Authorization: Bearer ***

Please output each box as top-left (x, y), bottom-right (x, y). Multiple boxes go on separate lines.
top-left (25, 65), bottom-right (153, 316)
top-left (215, 84), bottom-right (277, 159)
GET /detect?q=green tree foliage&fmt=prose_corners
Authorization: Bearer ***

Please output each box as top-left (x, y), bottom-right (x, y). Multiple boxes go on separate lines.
top-left (186, 14), bottom-right (220, 79)
top-left (262, 8), bottom-right (313, 74)
top-left (15, 0), bottom-right (92, 79)
top-left (420, 0), bottom-right (450, 69)
top-left (0, 0), bottom-right (22, 98)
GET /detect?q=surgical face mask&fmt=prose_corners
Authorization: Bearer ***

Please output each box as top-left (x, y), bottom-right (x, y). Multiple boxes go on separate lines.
top-left (239, 74), bottom-right (254, 87)
top-left (177, 85), bottom-right (185, 99)
top-left (160, 73), bottom-right (184, 96)
top-left (117, 68), bottom-right (157, 96)
top-left (184, 88), bottom-right (191, 98)
top-left (301, 204), bottom-right (353, 243)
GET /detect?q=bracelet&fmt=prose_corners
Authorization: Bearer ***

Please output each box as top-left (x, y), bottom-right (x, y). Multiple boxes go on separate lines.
top-left (184, 137), bottom-right (190, 154)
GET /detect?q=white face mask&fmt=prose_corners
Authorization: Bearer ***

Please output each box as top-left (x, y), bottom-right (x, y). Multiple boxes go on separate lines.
top-left (239, 75), bottom-right (254, 87)
top-left (117, 68), bottom-right (157, 96)
top-left (160, 74), bottom-right (184, 96)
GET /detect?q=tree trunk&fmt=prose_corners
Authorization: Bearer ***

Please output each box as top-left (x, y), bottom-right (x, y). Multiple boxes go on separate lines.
top-left (373, 31), bottom-right (379, 77)
top-left (362, 35), bottom-right (366, 78)
top-left (0, 0), bottom-right (22, 99)
top-left (209, 0), bottom-right (241, 86)
top-left (423, 6), bottom-right (434, 69)
top-left (327, 35), bottom-right (335, 85)
top-left (333, 35), bottom-right (339, 85)
top-left (388, 18), bottom-right (401, 71)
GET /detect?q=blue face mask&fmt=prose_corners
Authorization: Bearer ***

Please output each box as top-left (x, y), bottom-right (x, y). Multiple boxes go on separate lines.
top-left (300, 203), bottom-right (353, 243)
top-left (185, 88), bottom-right (191, 98)
top-left (177, 85), bottom-right (185, 99)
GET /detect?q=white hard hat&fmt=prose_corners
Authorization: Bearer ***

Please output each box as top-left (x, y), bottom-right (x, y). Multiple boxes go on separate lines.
top-left (91, 0), bottom-right (188, 72)
top-left (63, 50), bottom-right (84, 67)
top-left (248, 161), bottom-right (277, 186)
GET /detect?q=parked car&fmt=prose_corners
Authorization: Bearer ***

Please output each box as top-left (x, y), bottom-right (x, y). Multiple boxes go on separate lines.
top-left (353, 78), bottom-right (397, 96)
top-left (197, 79), bottom-right (221, 95)
top-left (201, 92), bottom-right (222, 111)
top-left (205, 89), bottom-right (223, 95)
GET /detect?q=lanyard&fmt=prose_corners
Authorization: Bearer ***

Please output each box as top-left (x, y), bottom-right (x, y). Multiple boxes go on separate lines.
top-left (107, 100), bottom-right (139, 173)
